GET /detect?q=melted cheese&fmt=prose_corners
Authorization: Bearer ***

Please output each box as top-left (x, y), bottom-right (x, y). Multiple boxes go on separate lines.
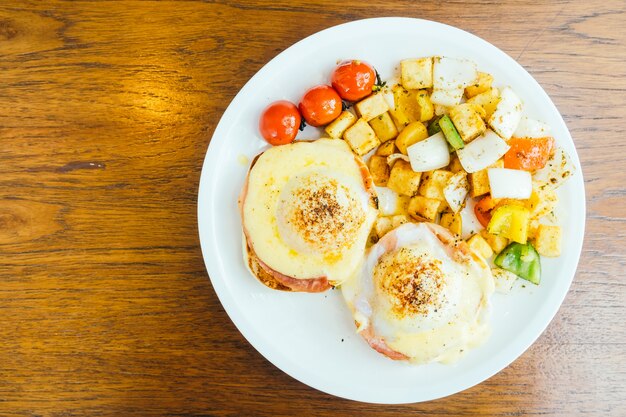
top-left (243, 139), bottom-right (378, 283)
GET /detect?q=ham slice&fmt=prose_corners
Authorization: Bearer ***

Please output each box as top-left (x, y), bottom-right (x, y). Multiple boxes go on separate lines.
top-left (245, 239), bottom-right (331, 292)
top-left (353, 155), bottom-right (378, 207)
top-left (359, 325), bottom-right (408, 361)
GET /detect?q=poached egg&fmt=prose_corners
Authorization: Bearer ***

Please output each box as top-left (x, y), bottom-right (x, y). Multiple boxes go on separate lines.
top-left (241, 139), bottom-right (378, 290)
top-left (341, 222), bottom-right (494, 363)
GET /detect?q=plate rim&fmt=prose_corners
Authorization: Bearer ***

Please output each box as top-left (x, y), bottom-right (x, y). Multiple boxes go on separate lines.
top-left (197, 17), bottom-right (586, 404)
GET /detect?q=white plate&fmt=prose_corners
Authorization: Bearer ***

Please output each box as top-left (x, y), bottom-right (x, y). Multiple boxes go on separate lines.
top-left (197, 18), bottom-right (585, 404)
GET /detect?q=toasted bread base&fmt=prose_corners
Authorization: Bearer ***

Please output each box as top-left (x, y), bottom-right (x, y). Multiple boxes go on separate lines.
top-left (244, 239), bottom-right (292, 291)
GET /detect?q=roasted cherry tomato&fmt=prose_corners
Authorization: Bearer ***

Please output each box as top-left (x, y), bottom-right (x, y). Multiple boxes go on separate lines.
top-left (259, 100), bottom-right (301, 145)
top-left (331, 60), bottom-right (376, 102)
top-left (299, 85), bottom-right (342, 127)
top-left (474, 195), bottom-right (496, 228)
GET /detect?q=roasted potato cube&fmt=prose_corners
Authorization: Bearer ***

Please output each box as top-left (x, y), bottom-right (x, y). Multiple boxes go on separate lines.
top-left (480, 230), bottom-right (509, 254)
top-left (470, 103), bottom-right (487, 119)
top-left (374, 216), bottom-right (393, 238)
top-left (527, 218), bottom-right (540, 240)
top-left (376, 139), bottom-right (397, 156)
top-left (416, 89), bottom-right (435, 122)
top-left (447, 154), bottom-right (464, 173)
top-left (395, 121), bottom-right (428, 154)
top-left (449, 103), bottom-right (486, 143)
top-left (391, 214), bottom-right (411, 229)
top-left (389, 107), bottom-right (411, 131)
top-left (369, 155), bottom-right (390, 186)
top-left (400, 57), bottom-right (433, 89)
top-left (369, 112), bottom-right (399, 141)
top-left (466, 87), bottom-right (500, 120)
top-left (343, 118), bottom-right (380, 155)
top-left (440, 211), bottom-right (462, 236)
top-left (534, 225), bottom-right (562, 257)
top-left (468, 159), bottom-right (504, 198)
top-left (396, 195), bottom-right (411, 215)
top-left (469, 170), bottom-right (490, 198)
top-left (434, 104), bottom-right (449, 116)
top-left (324, 110), bottom-right (356, 138)
top-left (528, 183), bottom-right (558, 219)
top-left (408, 195), bottom-right (444, 222)
top-left (467, 233), bottom-right (494, 259)
top-left (465, 72), bottom-right (494, 98)
top-left (418, 169), bottom-right (453, 200)
top-left (355, 92), bottom-right (389, 121)
top-left (387, 160), bottom-right (422, 196)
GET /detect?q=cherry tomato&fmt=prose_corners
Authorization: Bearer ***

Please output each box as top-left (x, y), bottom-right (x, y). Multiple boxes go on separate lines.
top-left (474, 195), bottom-right (496, 228)
top-left (299, 85), bottom-right (342, 127)
top-left (331, 60), bottom-right (376, 102)
top-left (259, 100), bottom-right (301, 145)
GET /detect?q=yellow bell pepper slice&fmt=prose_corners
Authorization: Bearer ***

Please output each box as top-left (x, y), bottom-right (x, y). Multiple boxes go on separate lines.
top-left (395, 121), bottom-right (429, 154)
top-left (415, 90), bottom-right (434, 122)
top-left (487, 204), bottom-right (530, 244)
top-left (390, 86), bottom-right (420, 128)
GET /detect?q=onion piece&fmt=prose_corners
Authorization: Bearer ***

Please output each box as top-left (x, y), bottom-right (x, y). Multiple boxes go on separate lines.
top-left (433, 57), bottom-right (478, 90)
top-left (514, 116), bottom-right (551, 138)
top-left (487, 168), bottom-right (532, 199)
top-left (406, 132), bottom-right (450, 172)
top-left (386, 153), bottom-right (410, 167)
top-left (488, 87), bottom-right (523, 139)
top-left (456, 130), bottom-right (510, 173)
top-left (430, 87), bottom-right (464, 107)
top-left (532, 147), bottom-right (575, 189)
top-left (443, 171), bottom-right (469, 213)
top-left (460, 197), bottom-right (483, 239)
top-left (374, 186), bottom-right (399, 216)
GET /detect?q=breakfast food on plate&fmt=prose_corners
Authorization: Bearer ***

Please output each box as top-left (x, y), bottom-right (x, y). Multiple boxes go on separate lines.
top-left (341, 222), bottom-right (494, 363)
top-left (299, 85), bottom-right (342, 127)
top-left (248, 54), bottom-right (575, 361)
top-left (259, 100), bottom-right (302, 145)
top-left (331, 60), bottom-right (376, 102)
top-left (239, 139), bottom-right (378, 292)
top-left (359, 56), bottom-right (573, 292)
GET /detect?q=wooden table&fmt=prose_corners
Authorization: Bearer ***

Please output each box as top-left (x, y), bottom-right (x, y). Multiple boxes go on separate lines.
top-left (1, 1), bottom-right (624, 416)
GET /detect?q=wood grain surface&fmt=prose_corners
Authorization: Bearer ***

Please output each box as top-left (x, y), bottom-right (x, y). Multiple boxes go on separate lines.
top-left (0, 1), bottom-right (624, 416)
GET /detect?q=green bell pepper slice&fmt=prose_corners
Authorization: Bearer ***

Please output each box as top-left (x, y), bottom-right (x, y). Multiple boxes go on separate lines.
top-left (494, 242), bottom-right (541, 285)
top-left (438, 115), bottom-right (465, 150)
top-left (427, 115), bottom-right (443, 136)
